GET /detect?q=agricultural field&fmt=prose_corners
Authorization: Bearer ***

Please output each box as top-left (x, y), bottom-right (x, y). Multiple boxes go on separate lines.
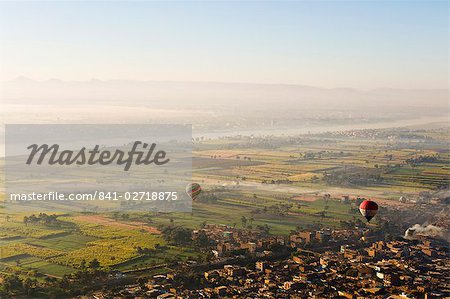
top-left (0, 214), bottom-right (186, 278)
top-left (0, 125), bottom-right (448, 279)
top-left (192, 128), bottom-right (449, 198)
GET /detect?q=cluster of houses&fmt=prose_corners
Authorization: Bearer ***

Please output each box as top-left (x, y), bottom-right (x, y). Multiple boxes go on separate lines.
top-left (197, 238), bottom-right (448, 298)
top-left (193, 224), bottom-right (286, 258)
top-left (89, 224), bottom-right (448, 299)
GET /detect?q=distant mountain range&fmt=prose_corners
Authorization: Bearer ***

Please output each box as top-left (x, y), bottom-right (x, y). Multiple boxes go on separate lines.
top-left (1, 77), bottom-right (448, 111)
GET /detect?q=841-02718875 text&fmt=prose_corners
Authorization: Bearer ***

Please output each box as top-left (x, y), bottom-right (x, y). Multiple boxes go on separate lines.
top-left (9, 191), bottom-right (179, 201)
top-left (97, 191), bottom-right (178, 201)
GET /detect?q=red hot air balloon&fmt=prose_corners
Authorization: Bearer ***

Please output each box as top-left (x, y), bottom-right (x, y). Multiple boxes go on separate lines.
top-left (359, 200), bottom-right (378, 222)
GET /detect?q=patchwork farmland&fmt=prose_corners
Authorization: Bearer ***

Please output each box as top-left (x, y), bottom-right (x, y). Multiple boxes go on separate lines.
top-left (0, 126), bottom-right (448, 280)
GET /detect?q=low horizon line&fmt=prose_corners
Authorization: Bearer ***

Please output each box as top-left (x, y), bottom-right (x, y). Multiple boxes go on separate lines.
top-left (2, 75), bottom-right (449, 92)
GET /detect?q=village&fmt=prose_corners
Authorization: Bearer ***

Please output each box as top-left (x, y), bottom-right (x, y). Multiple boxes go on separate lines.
top-left (88, 221), bottom-right (449, 299)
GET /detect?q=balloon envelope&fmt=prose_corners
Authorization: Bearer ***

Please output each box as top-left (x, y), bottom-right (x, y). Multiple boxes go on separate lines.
top-left (186, 183), bottom-right (202, 200)
top-left (359, 200), bottom-right (378, 222)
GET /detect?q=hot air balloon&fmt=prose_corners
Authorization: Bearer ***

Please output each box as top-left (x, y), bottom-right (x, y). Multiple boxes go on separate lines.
top-left (186, 183), bottom-right (202, 200)
top-left (359, 199), bottom-right (378, 222)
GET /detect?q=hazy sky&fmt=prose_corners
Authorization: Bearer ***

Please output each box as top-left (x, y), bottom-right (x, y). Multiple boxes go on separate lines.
top-left (0, 1), bottom-right (448, 89)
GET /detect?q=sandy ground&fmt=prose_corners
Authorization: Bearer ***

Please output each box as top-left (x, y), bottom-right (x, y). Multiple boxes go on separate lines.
top-left (195, 177), bottom-right (413, 208)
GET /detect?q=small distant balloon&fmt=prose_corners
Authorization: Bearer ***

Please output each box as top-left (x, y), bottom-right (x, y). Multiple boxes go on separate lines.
top-left (359, 200), bottom-right (378, 222)
top-left (186, 183), bottom-right (202, 200)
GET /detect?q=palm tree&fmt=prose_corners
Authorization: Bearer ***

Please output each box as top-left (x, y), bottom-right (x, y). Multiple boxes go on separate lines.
top-left (241, 216), bottom-right (247, 228)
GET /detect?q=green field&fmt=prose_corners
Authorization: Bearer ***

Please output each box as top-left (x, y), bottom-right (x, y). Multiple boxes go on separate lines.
top-left (0, 216), bottom-right (170, 277)
top-left (0, 126), bottom-right (448, 279)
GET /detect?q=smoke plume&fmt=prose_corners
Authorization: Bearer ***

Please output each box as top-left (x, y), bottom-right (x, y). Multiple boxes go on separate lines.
top-left (404, 224), bottom-right (444, 240)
